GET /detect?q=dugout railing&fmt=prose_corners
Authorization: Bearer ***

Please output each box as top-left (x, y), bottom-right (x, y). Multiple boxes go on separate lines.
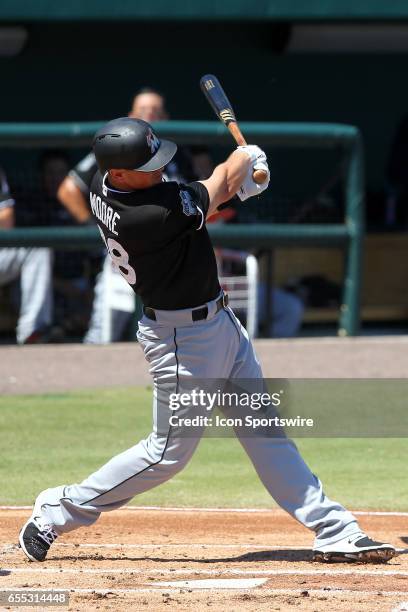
top-left (0, 121), bottom-right (364, 336)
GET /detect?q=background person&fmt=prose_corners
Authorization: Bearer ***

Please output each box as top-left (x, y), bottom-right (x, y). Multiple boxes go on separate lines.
top-left (209, 208), bottom-right (304, 337)
top-left (0, 167), bottom-right (52, 344)
top-left (16, 151), bottom-right (94, 341)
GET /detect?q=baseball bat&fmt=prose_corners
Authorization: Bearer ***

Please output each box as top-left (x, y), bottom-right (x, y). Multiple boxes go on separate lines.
top-left (200, 74), bottom-right (268, 184)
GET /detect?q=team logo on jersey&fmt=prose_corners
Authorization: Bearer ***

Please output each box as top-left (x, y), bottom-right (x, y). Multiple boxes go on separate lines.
top-left (180, 190), bottom-right (197, 216)
top-left (146, 129), bottom-right (161, 155)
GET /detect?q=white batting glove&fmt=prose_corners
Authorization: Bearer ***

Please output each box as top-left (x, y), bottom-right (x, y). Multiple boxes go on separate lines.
top-left (237, 161), bottom-right (270, 201)
top-left (236, 145), bottom-right (267, 165)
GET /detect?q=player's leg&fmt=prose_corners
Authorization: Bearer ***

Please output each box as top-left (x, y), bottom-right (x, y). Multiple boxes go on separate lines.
top-left (17, 248), bottom-right (53, 344)
top-left (0, 248), bottom-right (25, 282)
top-left (226, 306), bottom-right (395, 562)
top-left (19, 425), bottom-right (204, 562)
top-left (267, 286), bottom-right (304, 338)
top-left (83, 255), bottom-right (110, 343)
top-left (84, 255), bottom-right (133, 343)
top-left (21, 326), bottom-right (201, 537)
top-left (0, 247), bottom-right (52, 344)
top-left (257, 283), bottom-right (304, 338)
top-left (19, 387), bottom-right (202, 560)
top-left (20, 303), bottom-right (239, 560)
top-left (41, 310), bottom-right (238, 531)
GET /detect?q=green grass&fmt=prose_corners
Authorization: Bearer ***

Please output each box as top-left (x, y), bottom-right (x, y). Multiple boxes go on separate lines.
top-left (1, 387), bottom-right (407, 510)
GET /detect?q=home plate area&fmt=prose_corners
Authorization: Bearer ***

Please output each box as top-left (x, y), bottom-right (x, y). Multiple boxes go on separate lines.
top-left (1, 507), bottom-right (407, 611)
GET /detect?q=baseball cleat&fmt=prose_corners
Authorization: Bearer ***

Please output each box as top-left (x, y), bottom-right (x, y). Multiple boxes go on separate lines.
top-left (313, 532), bottom-right (395, 563)
top-left (19, 516), bottom-right (58, 562)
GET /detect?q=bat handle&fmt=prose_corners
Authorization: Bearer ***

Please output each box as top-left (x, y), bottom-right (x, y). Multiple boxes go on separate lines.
top-left (228, 122), bottom-right (268, 185)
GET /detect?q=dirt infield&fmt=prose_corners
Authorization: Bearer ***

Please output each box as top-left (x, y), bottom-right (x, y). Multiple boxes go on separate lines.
top-left (1, 338), bottom-right (408, 609)
top-left (1, 508), bottom-right (407, 611)
top-left (1, 336), bottom-right (408, 395)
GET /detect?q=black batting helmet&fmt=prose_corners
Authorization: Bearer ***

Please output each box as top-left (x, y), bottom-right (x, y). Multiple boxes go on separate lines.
top-left (93, 117), bottom-right (177, 173)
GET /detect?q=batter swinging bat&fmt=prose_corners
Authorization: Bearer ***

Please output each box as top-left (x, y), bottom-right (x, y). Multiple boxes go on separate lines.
top-left (200, 74), bottom-right (268, 184)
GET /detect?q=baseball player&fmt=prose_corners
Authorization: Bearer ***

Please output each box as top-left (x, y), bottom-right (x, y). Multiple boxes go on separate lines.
top-left (0, 167), bottom-right (52, 343)
top-left (19, 118), bottom-right (395, 563)
top-left (57, 88), bottom-right (201, 343)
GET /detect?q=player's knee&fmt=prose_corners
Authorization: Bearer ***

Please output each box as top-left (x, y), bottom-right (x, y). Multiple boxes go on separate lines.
top-left (146, 432), bottom-right (197, 472)
top-left (169, 443), bottom-right (197, 471)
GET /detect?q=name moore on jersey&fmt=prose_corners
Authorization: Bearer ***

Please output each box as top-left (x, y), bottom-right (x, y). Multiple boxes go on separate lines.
top-left (89, 190), bottom-right (136, 286)
top-left (90, 191), bottom-right (120, 235)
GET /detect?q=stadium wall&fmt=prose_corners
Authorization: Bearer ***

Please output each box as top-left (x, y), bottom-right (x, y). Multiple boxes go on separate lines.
top-left (0, 22), bottom-right (405, 191)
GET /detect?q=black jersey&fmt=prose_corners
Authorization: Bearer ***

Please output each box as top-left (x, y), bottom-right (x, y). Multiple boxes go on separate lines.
top-left (89, 171), bottom-right (220, 309)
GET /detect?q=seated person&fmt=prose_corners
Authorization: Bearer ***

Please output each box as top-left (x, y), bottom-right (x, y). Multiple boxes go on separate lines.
top-left (17, 151), bottom-right (94, 340)
top-left (210, 207), bottom-right (304, 338)
top-left (0, 167), bottom-right (52, 343)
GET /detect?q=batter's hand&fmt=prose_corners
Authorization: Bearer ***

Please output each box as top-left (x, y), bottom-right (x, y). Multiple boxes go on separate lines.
top-left (236, 145), bottom-right (267, 165)
top-left (237, 160), bottom-right (270, 201)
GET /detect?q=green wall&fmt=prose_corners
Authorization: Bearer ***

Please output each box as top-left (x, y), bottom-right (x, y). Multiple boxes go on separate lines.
top-left (2, 0), bottom-right (408, 21)
top-left (0, 22), bottom-right (406, 189)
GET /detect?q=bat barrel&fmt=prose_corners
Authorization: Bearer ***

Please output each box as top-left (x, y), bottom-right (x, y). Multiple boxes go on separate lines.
top-left (200, 74), bottom-right (268, 184)
top-left (200, 74), bottom-right (236, 125)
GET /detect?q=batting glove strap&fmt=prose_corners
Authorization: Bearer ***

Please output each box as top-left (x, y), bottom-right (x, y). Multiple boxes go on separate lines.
top-left (237, 161), bottom-right (270, 202)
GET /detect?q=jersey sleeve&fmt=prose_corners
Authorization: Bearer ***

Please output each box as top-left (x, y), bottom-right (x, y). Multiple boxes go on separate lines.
top-left (160, 181), bottom-right (210, 239)
top-left (0, 168), bottom-right (15, 210)
top-left (69, 152), bottom-right (98, 195)
top-left (186, 181), bottom-right (210, 218)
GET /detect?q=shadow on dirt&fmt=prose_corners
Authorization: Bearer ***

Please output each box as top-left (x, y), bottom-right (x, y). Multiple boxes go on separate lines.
top-left (49, 549), bottom-right (313, 563)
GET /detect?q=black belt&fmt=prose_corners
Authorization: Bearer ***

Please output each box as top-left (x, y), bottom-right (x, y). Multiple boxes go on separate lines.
top-left (143, 293), bottom-right (229, 322)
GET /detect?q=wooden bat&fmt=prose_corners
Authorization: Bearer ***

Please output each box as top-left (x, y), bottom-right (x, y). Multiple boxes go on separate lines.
top-left (200, 74), bottom-right (268, 184)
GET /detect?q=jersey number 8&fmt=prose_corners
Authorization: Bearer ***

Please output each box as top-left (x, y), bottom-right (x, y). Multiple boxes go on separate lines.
top-left (98, 227), bottom-right (136, 285)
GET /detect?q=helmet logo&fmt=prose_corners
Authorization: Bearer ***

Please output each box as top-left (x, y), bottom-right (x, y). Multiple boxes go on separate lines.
top-left (146, 129), bottom-right (160, 155)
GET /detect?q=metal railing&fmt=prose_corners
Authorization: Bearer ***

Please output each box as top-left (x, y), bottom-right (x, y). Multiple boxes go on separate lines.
top-left (0, 121), bottom-right (364, 336)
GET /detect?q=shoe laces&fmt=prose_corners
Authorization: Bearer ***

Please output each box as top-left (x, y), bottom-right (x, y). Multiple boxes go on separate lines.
top-left (33, 517), bottom-right (58, 546)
